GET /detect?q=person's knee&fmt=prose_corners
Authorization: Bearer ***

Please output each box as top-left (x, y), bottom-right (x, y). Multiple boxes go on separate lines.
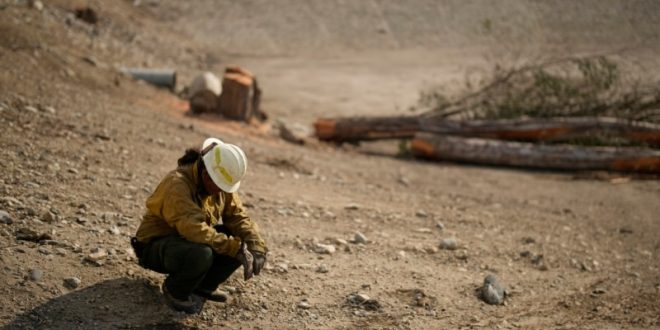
top-left (185, 245), bottom-right (213, 274)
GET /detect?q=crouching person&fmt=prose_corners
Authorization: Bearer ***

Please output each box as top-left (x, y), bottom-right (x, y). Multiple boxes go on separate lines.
top-left (131, 137), bottom-right (268, 314)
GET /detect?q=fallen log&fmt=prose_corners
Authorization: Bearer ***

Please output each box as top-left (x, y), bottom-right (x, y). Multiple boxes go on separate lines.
top-left (420, 117), bottom-right (660, 145)
top-left (411, 133), bottom-right (660, 173)
top-left (314, 116), bottom-right (421, 142)
top-left (314, 116), bottom-right (660, 145)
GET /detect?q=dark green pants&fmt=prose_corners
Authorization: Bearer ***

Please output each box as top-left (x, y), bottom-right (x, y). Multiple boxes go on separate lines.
top-left (140, 234), bottom-right (240, 300)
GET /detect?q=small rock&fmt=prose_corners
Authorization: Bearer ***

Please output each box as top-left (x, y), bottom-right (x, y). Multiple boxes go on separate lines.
top-left (108, 226), bottom-right (120, 235)
top-left (72, 244), bottom-right (83, 253)
top-left (63, 277), bottom-right (81, 289)
top-left (344, 203), bottom-right (360, 210)
top-left (334, 238), bottom-right (348, 245)
top-left (322, 210), bottom-right (336, 219)
top-left (15, 228), bottom-right (51, 242)
top-left (28, 0), bottom-right (43, 10)
top-left (24, 106), bottom-right (38, 113)
top-left (277, 120), bottom-right (308, 145)
top-left (619, 227), bottom-right (633, 234)
top-left (43, 106), bottom-right (56, 114)
top-left (294, 238), bottom-right (305, 249)
top-left (436, 222), bottom-right (445, 230)
top-left (480, 274), bottom-right (506, 305)
top-left (424, 246), bottom-right (439, 254)
top-left (439, 238), bottom-right (458, 250)
top-left (29, 269), bottom-right (43, 282)
top-left (1, 197), bottom-right (24, 208)
top-left (414, 228), bottom-right (432, 234)
top-left (0, 210), bottom-right (13, 224)
top-left (455, 250), bottom-right (469, 260)
top-left (415, 210), bottom-right (428, 218)
top-left (353, 232), bottom-right (368, 244)
top-left (522, 237), bottom-right (536, 244)
top-left (316, 264), bottom-right (329, 273)
top-left (531, 254), bottom-right (548, 270)
top-left (313, 243), bottom-right (336, 254)
top-left (274, 262), bottom-right (288, 273)
top-left (347, 293), bottom-right (381, 311)
top-left (65, 68), bottom-right (76, 78)
top-left (75, 217), bottom-right (88, 224)
top-left (25, 182), bottom-right (40, 189)
top-left (348, 293), bottom-right (370, 304)
top-left (86, 248), bottom-right (108, 262)
top-left (297, 300), bottom-right (311, 309)
top-left (42, 211), bottom-right (58, 223)
top-left (82, 56), bottom-right (98, 67)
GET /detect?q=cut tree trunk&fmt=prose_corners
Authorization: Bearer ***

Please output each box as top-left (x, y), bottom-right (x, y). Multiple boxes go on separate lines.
top-left (218, 72), bottom-right (254, 121)
top-left (217, 66), bottom-right (266, 122)
top-left (314, 116), bottom-right (421, 142)
top-left (411, 132), bottom-right (660, 173)
top-left (420, 116), bottom-right (660, 145)
top-left (314, 116), bottom-right (660, 145)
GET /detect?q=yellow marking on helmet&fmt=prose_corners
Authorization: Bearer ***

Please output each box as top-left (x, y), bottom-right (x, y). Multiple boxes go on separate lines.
top-left (214, 147), bottom-right (222, 165)
top-left (217, 166), bottom-right (234, 184)
top-left (213, 147), bottom-right (234, 183)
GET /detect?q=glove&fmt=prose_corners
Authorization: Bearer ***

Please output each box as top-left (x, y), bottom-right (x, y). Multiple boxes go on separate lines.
top-left (235, 242), bottom-right (254, 281)
top-left (251, 251), bottom-right (267, 276)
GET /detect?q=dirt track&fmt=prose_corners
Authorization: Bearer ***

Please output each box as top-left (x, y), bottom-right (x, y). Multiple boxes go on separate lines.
top-left (1, 1), bottom-right (659, 329)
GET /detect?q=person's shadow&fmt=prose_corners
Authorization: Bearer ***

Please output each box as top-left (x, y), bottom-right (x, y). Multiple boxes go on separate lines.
top-left (2, 278), bottom-right (195, 330)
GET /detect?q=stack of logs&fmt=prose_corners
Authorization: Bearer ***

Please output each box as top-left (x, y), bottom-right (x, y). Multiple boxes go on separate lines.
top-left (314, 116), bottom-right (660, 173)
top-left (189, 66), bottom-right (266, 123)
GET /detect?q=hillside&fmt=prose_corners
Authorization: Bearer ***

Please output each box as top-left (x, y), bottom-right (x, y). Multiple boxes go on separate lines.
top-left (0, 1), bottom-right (659, 329)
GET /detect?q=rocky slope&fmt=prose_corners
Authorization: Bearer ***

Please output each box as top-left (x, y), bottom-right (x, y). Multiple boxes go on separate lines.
top-left (0, 1), bottom-right (658, 329)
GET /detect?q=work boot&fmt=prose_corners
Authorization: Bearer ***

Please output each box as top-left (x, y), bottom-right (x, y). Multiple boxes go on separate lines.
top-left (162, 282), bottom-right (205, 314)
top-left (194, 288), bottom-right (229, 302)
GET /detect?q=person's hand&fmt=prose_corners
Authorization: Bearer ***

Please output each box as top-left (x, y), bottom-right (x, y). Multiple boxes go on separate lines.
top-left (235, 242), bottom-right (254, 281)
top-left (251, 251), bottom-right (267, 276)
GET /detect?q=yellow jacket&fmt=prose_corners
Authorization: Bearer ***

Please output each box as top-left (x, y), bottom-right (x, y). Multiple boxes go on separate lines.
top-left (135, 161), bottom-right (267, 256)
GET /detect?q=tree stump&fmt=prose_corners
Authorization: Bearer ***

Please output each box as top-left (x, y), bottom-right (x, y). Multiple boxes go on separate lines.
top-left (218, 66), bottom-right (265, 122)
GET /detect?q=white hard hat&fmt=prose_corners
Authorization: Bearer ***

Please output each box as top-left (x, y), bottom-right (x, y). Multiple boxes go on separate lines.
top-left (201, 137), bottom-right (248, 193)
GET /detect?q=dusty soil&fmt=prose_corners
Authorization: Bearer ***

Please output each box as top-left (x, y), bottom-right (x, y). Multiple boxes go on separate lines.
top-left (1, 1), bottom-right (659, 329)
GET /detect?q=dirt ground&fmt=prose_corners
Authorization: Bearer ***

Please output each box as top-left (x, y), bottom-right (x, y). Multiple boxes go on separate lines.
top-left (1, 1), bottom-right (659, 329)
